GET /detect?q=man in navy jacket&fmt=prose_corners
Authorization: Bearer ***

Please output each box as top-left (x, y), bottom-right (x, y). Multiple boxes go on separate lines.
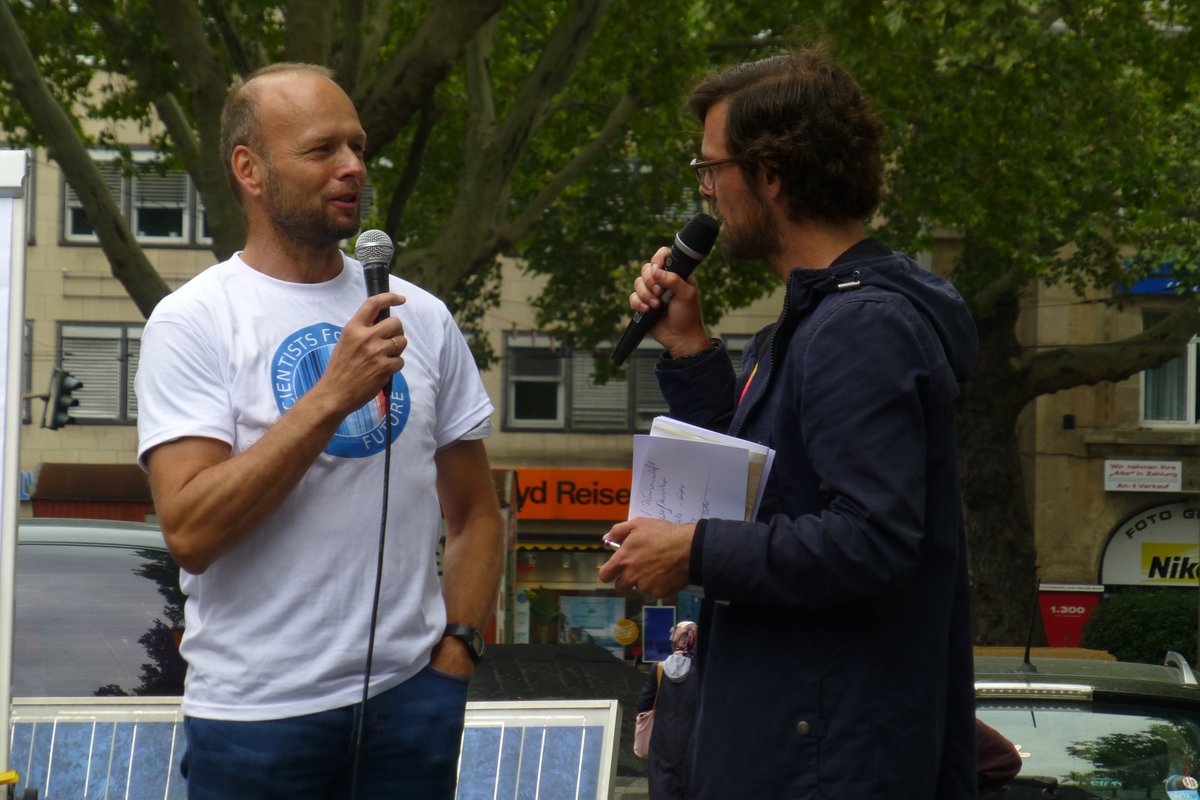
top-left (599, 46), bottom-right (979, 798)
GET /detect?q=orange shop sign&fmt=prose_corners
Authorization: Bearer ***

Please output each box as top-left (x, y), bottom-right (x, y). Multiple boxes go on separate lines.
top-left (515, 468), bottom-right (632, 520)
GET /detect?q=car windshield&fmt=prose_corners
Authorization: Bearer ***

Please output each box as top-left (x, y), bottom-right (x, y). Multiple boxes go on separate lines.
top-left (978, 701), bottom-right (1200, 798)
top-left (14, 542), bottom-right (186, 697)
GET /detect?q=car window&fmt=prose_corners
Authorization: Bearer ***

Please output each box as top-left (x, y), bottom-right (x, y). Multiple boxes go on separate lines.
top-left (978, 702), bottom-right (1200, 798)
top-left (14, 542), bottom-right (186, 697)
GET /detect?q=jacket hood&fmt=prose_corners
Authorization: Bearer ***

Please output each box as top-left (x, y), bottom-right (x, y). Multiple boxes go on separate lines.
top-left (788, 250), bottom-right (978, 386)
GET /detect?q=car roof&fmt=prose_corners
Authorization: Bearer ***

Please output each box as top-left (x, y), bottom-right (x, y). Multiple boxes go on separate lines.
top-left (17, 517), bottom-right (166, 550)
top-left (976, 653), bottom-right (1200, 709)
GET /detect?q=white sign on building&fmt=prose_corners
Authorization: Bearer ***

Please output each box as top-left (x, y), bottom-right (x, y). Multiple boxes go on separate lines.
top-left (1104, 459), bottom-right (1182, 492)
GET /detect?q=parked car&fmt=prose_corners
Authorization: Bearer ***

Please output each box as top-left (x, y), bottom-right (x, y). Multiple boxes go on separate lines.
top-left (976, 650), bottom-right (1200, 798)
top-left (13, 517), bottom-right (185, 698)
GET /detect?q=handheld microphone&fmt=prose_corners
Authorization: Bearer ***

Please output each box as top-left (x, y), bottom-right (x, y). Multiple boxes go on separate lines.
top-left (355, 229), bottom-right (395, 324)
top-left (611, 213), bottom-right (721, 366)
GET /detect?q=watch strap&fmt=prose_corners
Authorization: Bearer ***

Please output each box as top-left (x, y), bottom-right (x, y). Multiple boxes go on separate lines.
top-left (443, 623), bottom-right (484, 663)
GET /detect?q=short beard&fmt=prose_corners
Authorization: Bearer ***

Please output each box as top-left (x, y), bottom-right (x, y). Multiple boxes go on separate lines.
top-left (717, 185), bottom-right (781, 262)
top-left (262, 167), bottom-right (360, 247)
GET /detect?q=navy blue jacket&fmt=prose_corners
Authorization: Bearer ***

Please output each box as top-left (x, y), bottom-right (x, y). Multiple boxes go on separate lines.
top-left (656, 240), bottom-right (978, 799)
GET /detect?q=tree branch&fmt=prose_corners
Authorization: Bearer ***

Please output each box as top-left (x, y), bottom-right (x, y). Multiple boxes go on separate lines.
top-left (334, 0), bottom-right (392, 95)
top-left (146, 0), bottom-right (244, 257)
top-left (501, 90), bottom-right (637, 246)
top-left (465, 16), bottom-right (498, 152)
top-left (494, 0), bottom-right (613, 161)
top-left (0, 0), bottom-right (170, 317)
top-left (356, 0), bottom-right (505, 161)
top-left (385, 94), bottom-right (441, 237)
top-left (1025, 299), bottom-right (1200, 398)
top-left (201, 0), bottom-right (256, 76)
top-left (284, 0), bottom-right (334, 65)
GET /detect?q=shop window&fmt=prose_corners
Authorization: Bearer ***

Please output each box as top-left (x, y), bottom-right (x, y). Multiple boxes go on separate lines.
top-left (59, 322), bottom-right (142, 423)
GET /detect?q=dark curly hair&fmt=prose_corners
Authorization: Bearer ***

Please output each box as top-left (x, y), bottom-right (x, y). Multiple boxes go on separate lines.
top-left (687, 46), bottom-right (884, 223)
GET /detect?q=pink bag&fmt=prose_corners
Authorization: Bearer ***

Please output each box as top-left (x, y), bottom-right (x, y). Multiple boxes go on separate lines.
top-left (633, 663), bottom-right (664, 758)
top-left (633, 710), bottom-right (655, 757)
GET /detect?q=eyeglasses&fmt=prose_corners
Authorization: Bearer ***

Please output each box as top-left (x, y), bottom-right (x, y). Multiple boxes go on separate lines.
top-left (690, 156), bottom-right (741, 190)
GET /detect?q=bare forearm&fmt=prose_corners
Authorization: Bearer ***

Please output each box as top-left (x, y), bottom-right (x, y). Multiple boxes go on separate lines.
top-left (441, 509), bottom-right (505, 628)
top-left (150, 386), bottom-right (349, 573)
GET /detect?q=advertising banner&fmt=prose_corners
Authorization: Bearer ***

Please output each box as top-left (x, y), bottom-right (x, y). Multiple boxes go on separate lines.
top-left (1101, 502), bottom-right (1200, 586)
top-left (1038, 584), bottom-right (1104, 647)
top-left (515, 467), bottom-right (631, 520)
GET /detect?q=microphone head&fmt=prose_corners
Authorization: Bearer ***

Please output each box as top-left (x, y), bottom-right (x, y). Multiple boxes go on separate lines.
top-left (676, 213), bottom-right (721, 260)
top-left (355, 229), bottom-right (394, 266)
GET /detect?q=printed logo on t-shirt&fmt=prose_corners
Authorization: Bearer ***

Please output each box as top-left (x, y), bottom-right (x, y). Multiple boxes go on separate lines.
top-left (272, 322), bottom-right (410, 458)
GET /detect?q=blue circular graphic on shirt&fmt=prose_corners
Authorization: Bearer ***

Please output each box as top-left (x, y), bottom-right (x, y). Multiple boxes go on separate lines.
top-left (272, 322), bottom-right (409, 458)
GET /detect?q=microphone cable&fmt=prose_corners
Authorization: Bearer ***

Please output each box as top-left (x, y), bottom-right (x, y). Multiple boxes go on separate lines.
top-left (350, 229), bottom-right (400, 799)
top-left (350, 403), bottom-right (392, 800)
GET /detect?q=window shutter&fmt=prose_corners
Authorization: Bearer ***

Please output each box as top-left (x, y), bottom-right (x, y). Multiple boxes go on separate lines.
top-left (571, 353), bottom-right (627, 429)
top-left (61, 335), bottom-right (121, 420)
top-left (125, 333), bottom-right (141, 419)
top-left (133, 173), bottom-right (187, 206)
top-left (631, 352), bottom-right (668, 430)
top-left (64, 164), bottom-right (122, 206)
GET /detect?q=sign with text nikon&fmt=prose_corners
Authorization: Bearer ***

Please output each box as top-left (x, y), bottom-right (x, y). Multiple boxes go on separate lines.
top-left (1101, 501), bottom-right (1200, 586)
top-left (515, 468), bottom-right (632, 521)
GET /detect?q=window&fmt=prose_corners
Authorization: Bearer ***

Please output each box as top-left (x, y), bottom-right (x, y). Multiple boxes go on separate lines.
top-left (131, 172), bottom-right (189, 242)
top-left (504, 333), bottom-right (749, 432)
top-left (64, 152), bottom-right (203, 247)
top-left (1142, 311), bottom-right (1199, 425)
top-left (59, 322), bottom-right (142, 423)
top-left (509, 343), bottom-right (565, 427)
top-left (64, 163), bottom-right (123, 241)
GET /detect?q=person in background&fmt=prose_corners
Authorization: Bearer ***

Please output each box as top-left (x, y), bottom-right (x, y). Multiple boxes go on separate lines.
top-left (636, 621), bottom-right (699, 800)
top-left (599, 45), bottom-right (978, 798)
top-left (135, 63), bottom-right (503, 799)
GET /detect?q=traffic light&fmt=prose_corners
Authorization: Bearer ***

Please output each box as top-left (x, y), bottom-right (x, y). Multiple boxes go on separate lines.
top-left (43, 368), bottom-right (83, 430)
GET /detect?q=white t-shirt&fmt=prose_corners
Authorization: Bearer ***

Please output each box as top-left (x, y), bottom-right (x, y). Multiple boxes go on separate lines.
top-left (135, 253), bottom-right (493, 721)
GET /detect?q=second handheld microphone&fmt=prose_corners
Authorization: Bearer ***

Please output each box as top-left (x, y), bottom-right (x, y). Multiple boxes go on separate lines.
top-left (611, 213), bottom-right (721, 366)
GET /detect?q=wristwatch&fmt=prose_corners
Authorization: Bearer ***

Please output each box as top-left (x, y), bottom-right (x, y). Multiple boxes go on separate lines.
top-left (443, 623), bottom-right (485, 663)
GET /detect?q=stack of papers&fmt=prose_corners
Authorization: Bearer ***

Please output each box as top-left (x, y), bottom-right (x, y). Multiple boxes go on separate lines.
top-left (628, 416), bottom-right (776, 525)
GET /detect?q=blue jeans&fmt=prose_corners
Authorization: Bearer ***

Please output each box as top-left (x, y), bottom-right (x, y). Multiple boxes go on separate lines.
top-left (181, 666), bottom-right (469, 800)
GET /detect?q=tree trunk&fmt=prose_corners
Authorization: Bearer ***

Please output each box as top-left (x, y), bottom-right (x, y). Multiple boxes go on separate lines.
top-left (957, 288), bottom-right (1040, 645)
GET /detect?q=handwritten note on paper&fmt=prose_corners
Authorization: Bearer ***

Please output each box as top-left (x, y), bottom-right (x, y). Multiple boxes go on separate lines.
top-left (629, 435), bottom-right (749, 524)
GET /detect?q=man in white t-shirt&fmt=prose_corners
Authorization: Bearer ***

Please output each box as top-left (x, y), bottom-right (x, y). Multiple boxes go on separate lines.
top-left (135, 63), bottom-right (503, 800)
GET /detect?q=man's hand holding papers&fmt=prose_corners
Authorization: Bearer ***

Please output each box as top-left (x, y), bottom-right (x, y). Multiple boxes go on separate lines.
top-left (598, 416), bottom-right (776, 599)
